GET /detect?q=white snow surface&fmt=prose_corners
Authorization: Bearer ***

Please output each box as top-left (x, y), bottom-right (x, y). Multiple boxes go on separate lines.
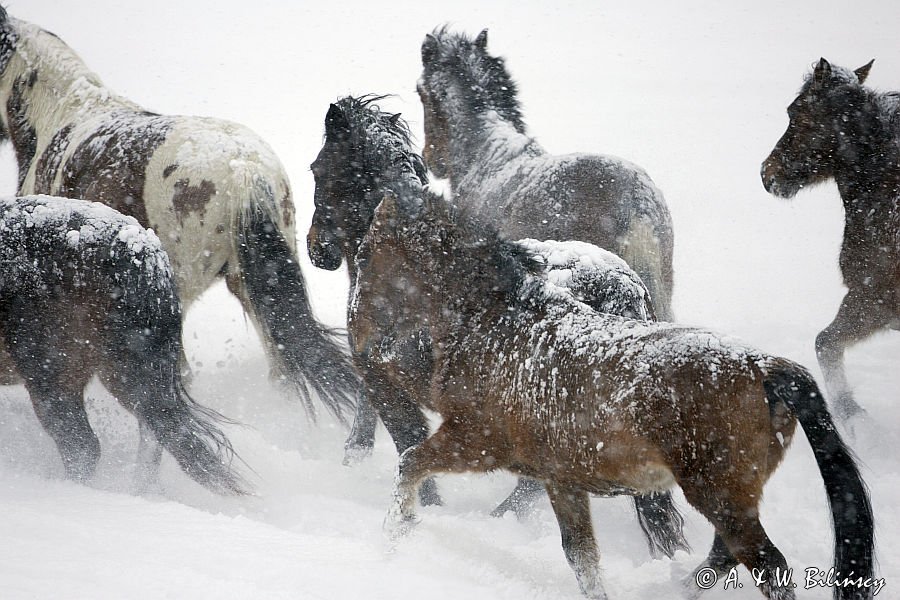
top-left (0, 2), bottom-right (898, 599)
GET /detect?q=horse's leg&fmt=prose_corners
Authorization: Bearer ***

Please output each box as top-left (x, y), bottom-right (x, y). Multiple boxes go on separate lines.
top-left (681, 482), bottom-right (794, 600)
top-left (28, 382), bottom-right (98, 481)
top-left (682, 534), bottom-right (738, 599)
top-left (492, 482), bottom-right (690, 560)
top-left (2, 310), bottom-right (99, 480)
top-left (133, 419), bottom-right (165, 493)
top-left (385, 415), bottom-right (509, 539)
top-left (362, 365), bottom-right (440, 506)
top-left (99, 357), bottom-right (167, 492)
top-left (545, 483), bottom-right (608, 600)
top-left (490, 477), bottom-right (545, 518)
top-left (342, 387), bottom-right (378, 466)
top-left (815, 287), bottom-right (892, 420)
top-left (0, 339), bottom-right (23, 385)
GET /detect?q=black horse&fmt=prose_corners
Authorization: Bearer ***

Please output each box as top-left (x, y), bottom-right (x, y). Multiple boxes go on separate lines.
top-left (762, 58), bottom-right (899, 421)
top-left (308, 95), bottom-right (688, 559)
top-left (0, 196), bottom-right (246, 494)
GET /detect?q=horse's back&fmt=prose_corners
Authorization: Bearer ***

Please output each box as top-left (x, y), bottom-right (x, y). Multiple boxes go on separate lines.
top-left (460, 152), bottom-right (673, 268)
top-left (32, 111), bottom-right (294, 303)
top-left (0, 195), bottom-right (173, 294)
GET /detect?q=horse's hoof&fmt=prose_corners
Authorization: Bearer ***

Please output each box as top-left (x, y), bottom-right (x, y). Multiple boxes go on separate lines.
top-left (342, 443), bottom-right (374, 466)
top-left (384, 513), bottom-right (420, 544)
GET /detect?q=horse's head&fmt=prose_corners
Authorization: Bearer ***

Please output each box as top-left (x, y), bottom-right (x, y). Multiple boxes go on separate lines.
top-left (418, 27), bottom-right (523, 179)
top-left (308, 102), bottom-right (355, 270)
top-left (761, 58), bottom-right (875, 198)
top-left (309, 96), bottom-right (427, 272)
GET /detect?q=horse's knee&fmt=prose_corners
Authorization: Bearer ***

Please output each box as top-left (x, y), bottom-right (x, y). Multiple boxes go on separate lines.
top-left (814, 327), bottom-right (842, 366)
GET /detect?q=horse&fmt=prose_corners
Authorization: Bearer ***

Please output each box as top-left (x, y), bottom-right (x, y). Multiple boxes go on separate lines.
top-left (308, 95), bottom-right (687, 559)
top-left (416, 27), bottom-right (676, 321)
top-left (762, 58), bottom-right (900, 422)
top-left (0, 9), bottom-right (357, 422)
top-left (0, 195), bottom-right (246, 495)
top-left (358, 191), bottom-right (875, 600)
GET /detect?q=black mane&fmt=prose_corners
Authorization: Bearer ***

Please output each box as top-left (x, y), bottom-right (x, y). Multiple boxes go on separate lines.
top-left (390, 187), bottom-right (544, 304)
top-left (425, 27), bottom-right (525, 133)
top-left (333, 94), bottom-right (428, 188)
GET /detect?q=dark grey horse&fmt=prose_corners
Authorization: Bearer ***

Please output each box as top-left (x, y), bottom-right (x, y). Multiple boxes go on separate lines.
top-left (417, 28), bottom-right (676, 321)
top-left (762, 58), bottom-right (899, 421)
top-left (0, 196), bottom-right (246, 494)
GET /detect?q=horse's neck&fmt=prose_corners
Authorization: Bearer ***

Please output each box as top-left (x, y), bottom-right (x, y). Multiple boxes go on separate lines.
top-left (450, 110), bottom-right (542, 186)
top-left (834, 94), bottom-right (900, 204)
top-left (4, 27), bottom-right (140, 137)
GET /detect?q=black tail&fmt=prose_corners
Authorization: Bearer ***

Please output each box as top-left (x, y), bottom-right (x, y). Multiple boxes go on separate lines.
top-left (634, 492), bottom-right (690, 559)
top-left (236, 196), bottom-right (359, 423)
top-left (764, 360), bottom-right (875, 600)
top-left (135, 371), bottom-right (249, 495)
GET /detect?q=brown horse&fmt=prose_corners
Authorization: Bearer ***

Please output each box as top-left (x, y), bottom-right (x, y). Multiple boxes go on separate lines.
top-left (358, 191), bottom-right (875, 599)
top-left (0, 196), bottom-right (246, 495)
top-left (417, 27), bottom-right (676, 320)
top-left (762, 58), bottom-right (900, 421)
top-left (309, 96), bottom-right (688, 558)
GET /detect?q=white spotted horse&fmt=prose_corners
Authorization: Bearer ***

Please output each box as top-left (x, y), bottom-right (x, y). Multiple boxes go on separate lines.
top-left (0, 195), bottom-right (246, 494)
top-left (0, 10), bottom-right (357, 421)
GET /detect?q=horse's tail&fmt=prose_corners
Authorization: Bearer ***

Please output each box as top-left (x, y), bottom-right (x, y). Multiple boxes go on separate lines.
top-left (140, 373), bottom-right (250, 495)
top-left (234, 180), bottom-right (359, 423)
top-left (617, 215), bottom-right (674, 322)
top-left (764, 360), bottom-right (874, 600)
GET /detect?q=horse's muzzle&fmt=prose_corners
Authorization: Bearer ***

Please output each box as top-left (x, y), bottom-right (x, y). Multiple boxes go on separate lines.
top-left (307, 232), bottom-right (343, 271)
top-left (760, 158), bottom-right (799, 199)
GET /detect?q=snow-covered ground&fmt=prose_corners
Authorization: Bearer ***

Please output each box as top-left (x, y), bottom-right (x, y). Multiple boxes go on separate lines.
top-left (1, 1), bottom-right (898, 598)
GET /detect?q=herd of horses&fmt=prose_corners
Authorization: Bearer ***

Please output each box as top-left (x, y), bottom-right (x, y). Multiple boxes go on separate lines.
top-left (0, 8), bottom-right (893, 600)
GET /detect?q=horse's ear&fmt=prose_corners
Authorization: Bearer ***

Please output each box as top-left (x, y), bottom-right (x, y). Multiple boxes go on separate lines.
top-left (854, 59), bottom-right (875, 84)
top-left (474, 29), bottom-right (488, 50)
top-left (813, 57), bottom-right (832, 88)
top-left (422, 33), bottom-right (439, 65)
top-left (325, 103), bottom-right (350, 134)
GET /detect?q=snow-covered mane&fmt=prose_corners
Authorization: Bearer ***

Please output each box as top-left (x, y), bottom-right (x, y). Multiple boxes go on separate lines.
top-left (331, 94), bottom-right (427, 192)
top-left (421, 27), bottom-right (524, 132)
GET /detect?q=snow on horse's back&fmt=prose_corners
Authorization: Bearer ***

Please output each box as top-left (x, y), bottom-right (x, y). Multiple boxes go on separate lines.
top-left (0, 195), bottom-right (247, 495)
